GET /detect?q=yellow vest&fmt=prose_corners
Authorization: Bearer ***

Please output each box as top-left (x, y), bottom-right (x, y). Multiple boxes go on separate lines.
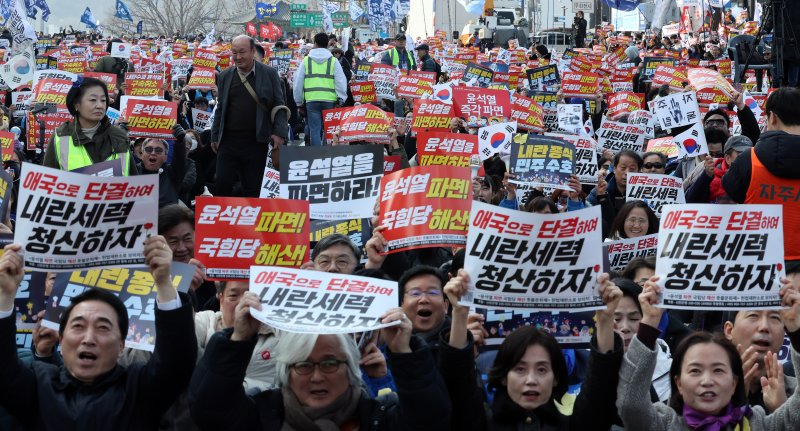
top-left (303, 57), bottom-right (337, 102)
top-left (54, 134), bottom-right (130, 176)
top-left (388, 48), bottom-right (415, 69)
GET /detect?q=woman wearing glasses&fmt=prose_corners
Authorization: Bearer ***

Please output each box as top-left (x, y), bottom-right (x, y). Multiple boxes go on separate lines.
top-left (189, 292), bottom-right (451, 431)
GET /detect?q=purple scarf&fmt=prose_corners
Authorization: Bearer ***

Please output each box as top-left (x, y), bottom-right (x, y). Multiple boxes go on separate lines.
top-left (683, 403), bottom-right (751, 431)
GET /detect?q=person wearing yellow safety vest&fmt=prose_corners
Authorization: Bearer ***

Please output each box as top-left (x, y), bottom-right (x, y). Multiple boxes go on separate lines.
top-left (292, 32), bottom-right (348, 146)
top-left (43, 77), bottom-right (138, 175)
top-left (381, 33), bottom-right (417, 118)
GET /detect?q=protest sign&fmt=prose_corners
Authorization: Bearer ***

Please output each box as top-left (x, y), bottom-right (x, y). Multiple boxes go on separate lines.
top-left (627, 173), bottom-right (685, 217)
top-left (379, 165), bottom-right (471, 253)
top-left (674, 122), bottom-right (708, 158)
top-left (191, 108), bottom-right (212, 132)
top-left (452, 87), bottom-right (510, 126)
top-left (557, 104), bottom-right (583, 134)
top-left (120, 96), bottom-right (177, 139)
top-left (195, 197), bottom-right (310, 280)
top-left (416, 131), bottom-right (477, 167)
top-left (33, 78), bottom-right (71, 106)
top-left (642, 57), bottom-right (679, 80)
top-left (336, 105), bottom-right (393, 143)
top-left (10, 91), bottom-right (32, 118)
top-left (354, 60), bottom-right (371, 81)
top-left (57, 55), bottom-right (88, 74)
top-left (0, 169), bottom-right (11, 223)
top-left (528, 90), bottom-right (559, 130)
top-left (192, 48), bottom-right (219, 69)
top-left (651, 91), bottom-right (701, 130)
top-left (397, 75), bottom-right (434, 99)
top-left (688, 67), bottom-right (735, 105)
top-left (350, 81), bottom-right (377, 104)
top-left (560, 71), bottom-right (601, 98)
top-left (411, 99), bottom-right (455, 132)
top-left (0, 131), bottom-right (14, 162)
top-left (656, 205), bottom-right (785, 310)
top-left (510, 95), bottom-right (545, 133)
top-left (463, 202), bottom-right (604, 311)
top-left (186, 66), bottom-right (216, 90)
top-left (526, 64), bottom-right (560, 90)
top-left (606, 92), bottom-right (644, 121)
top-left (279, 145), bottom-right (382, 220)
top-left (628, 109), bottom-right (656, 138)
top-left (546, 133), bottom-right (598, 185)
top-left (124, 72), bottom-right (164, 98)
top-left (248, 266), bottom-right (400, 333)
top-left (652, 65), bottom-right (688, 91)
top-left (646, 136), bottom-right (679, 159)
top-left (383, 156), bottom-right (402, 174)
top-left (510, 134), bottom-right (575, 191)
top-left (26, 107), bottom-right (72, 151)
top-left (321, 106), bottom-right (350, 142)
top-left (42, 263), bottom-right (194, 352)
top-left (369, 63), bottom-right (399, 101)
top-left (84, 72), bottom-right (118, 90)
top-left (12, 271), bottom-right (47, 349)
top-left (597, 120), bottom-right (647, 153)
top-left (106, 107), bottom-right (121, 125)
top-left (14, 164), bottom-right (159, 271)
top-left (478, 121), bottom-right (517, 159)
top-left (260, 167), bottom-right (280, 198)
top-left (463, 62), bottom-right (494, 86)
top-left (480, 309), bottom-right (597, 350)
top-left (170, 58), bottom-right (192, 80)
top-left (310, 218), bottom-right (372, 262)
top-left (604, 234), bottom-right (658, 272)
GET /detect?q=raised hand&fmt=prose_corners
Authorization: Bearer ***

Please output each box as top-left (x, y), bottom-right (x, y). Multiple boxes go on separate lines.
top-left (380, 307), bottom-right (412, 354)
top-left (144, 236), bottom-right (176, 302)
top-left (761, 351), bottom-right (787, 412)
top-left (0, 244), bottom-right (24, 312)
top-left (231, 292), bottom-right (262, 342)
top-left (359, 342), bottom-right (388, 378)
top-left (638, 275), bottom-right (664, 329)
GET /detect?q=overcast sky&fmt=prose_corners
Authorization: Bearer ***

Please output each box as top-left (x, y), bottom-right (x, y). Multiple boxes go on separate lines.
top-left (34, 0), bottom-right (116, 33)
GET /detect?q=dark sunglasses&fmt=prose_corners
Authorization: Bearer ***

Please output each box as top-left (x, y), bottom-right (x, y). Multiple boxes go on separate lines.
top-left (643, 162), bottom-right (664, 169)
top-left (144, 147), bottom-right (165, 154)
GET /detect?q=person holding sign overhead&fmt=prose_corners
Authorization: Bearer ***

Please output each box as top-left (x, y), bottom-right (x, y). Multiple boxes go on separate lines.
top-left (43, 77), bottom-right (138, 176)
top-left (189, 292), bottom-right (450, 431)
top-left (0, 238), bottom-right (198, 430)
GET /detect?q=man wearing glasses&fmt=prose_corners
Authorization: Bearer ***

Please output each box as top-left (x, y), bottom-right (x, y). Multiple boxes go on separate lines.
top-left (137, 125), bottom-right (188, 207)
top-left (311, 234), bottom-right (361, 275)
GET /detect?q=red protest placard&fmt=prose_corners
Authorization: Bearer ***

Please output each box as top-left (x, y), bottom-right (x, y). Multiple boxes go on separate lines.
top-left (411, 99), bottom-right (456, 132)
top-left (338, 105), bottom-right (393, 143)
top-left (652, 64), bottom-right (688, 91)
top-left (688, 68), bottom-right (734, 106)
top-left (322, 106), bottom-right (350, 143)
top-left (510, 95), bottom-right (545, 132)
top-left (451, 87), bottom-right (510, 122)
top-left (83, 72), bottom-right (117, 90)
top-left (26, 107), bottom-right (72, 151)
top-left (192, 48), bottom-right (219, 69)
top-left (0, 131), bottom-right (14, 162)
top-left (606, 92), bottom-right (644, 121)
top-left (125, 72), bottom-right (164, 97)
top-left (195, 197), bottom-right (310, 280)
top-left (33, 78), bottom-right (71, 106)
top-left (408, 70), bottom-right (436, 82)
top-left (416, 131), bottom-right (477, 167)
top-left (57, 55), bottom-right (88, 73)
top-left (561, 71), bottom-right (601, 98)
top-left (122, 98), bottom-right (177, 139)
top-left (384, 155), bottom-right (402, 174)
top-left (186, 66), bottom-right (216, 90)
top-left (350, 82), bottom-right (376, 104)
top-left (378, 164), bottom-right (472, 253)
top-left (397, 75), bottom-right (434, 99)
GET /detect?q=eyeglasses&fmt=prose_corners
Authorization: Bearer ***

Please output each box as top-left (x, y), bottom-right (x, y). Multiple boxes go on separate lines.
top-left (315, 257), bottom-right (355, 270)
top-left (405, 289), bottom-right (442, 298)
top-left (625, 217), bottom-right (648, 225)
top-left (291, 359), bottom-right (346, 375)
top-left (643, 162), bottom-right (664, 169)
top-left (144, 147), bottom-right (165, 154)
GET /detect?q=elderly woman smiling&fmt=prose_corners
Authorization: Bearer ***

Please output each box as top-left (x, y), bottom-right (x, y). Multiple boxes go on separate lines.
top-left (189, 292), bottom-right (450, 431)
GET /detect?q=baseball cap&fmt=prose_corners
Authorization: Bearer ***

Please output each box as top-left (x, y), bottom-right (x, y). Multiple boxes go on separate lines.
top-left (415, 43), bottom-right (429, 51)
top-left (395, 33), bottom-right (406, 41)
top-left (723, 135), bottom-right (753, 154)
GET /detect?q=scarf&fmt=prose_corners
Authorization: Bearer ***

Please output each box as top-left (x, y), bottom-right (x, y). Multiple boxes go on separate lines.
top-left (281, 384), bottom-right (362, 431)
top-left (683, 403), bottom-right (751, 431)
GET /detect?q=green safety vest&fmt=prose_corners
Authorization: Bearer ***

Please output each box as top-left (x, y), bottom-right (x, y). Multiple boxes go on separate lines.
top-left (54, 134), bottom-right (130, 176)
top-left (303, 57), bottom-right (337, 102)
top-left (388, 48), bottom-right (415, 69)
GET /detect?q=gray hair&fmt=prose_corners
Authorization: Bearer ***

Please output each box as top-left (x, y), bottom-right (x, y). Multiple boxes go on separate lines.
top-left (274, 333), bottom-right (362, 388)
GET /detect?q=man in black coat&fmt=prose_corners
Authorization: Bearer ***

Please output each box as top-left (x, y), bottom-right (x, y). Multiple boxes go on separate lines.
top-left (573, 11), bottom-right (587, 48)
top-left (0, 238), bottom-right (197, 430)
top-left (211, 35), bottom-right (289, 197)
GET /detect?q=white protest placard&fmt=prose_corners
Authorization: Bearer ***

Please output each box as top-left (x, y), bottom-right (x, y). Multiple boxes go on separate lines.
top-left (10, 90), bottom-right (32, 118)
top-left (597, 119), bottom-right (647, 153)
top-left (260, 166), bottom-right (280, 198)
top-left (111, 42), bottom-right (133, 58)
top-left (626, 173), bottom-right (686, 218)
top-left (463, 202), bottom-right (605, 311)
top-left (557, 104), bottom-right (583, 134)
top-left (628, 109), bottom-right (655, 139)
top-left (656, 204), bottom-right (785, 310)
top-left (248, 266), bottom-right (401, 333)
top-left (604, 234), bottom-right (658, 272)
top-left (369, 64), bottom-right (399, 102)
top-left (14, 164), bottom-right (159, 271)
top-left (651, 91), bottom-right (701, 130)
top-left (674, 122), bottom-right (708, 158)
top-left (106, 107), bottom-right (121, 124)
top-left (477, 121), bottom-right (517, 160)
top-left (191, 108), bottom-right (212, 132)
top-left (547, 133), bottom-right (598, 185)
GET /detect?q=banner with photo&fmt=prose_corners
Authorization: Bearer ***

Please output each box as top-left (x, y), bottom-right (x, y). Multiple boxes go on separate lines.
top-left (510, 134), bottom-right (575, 191)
